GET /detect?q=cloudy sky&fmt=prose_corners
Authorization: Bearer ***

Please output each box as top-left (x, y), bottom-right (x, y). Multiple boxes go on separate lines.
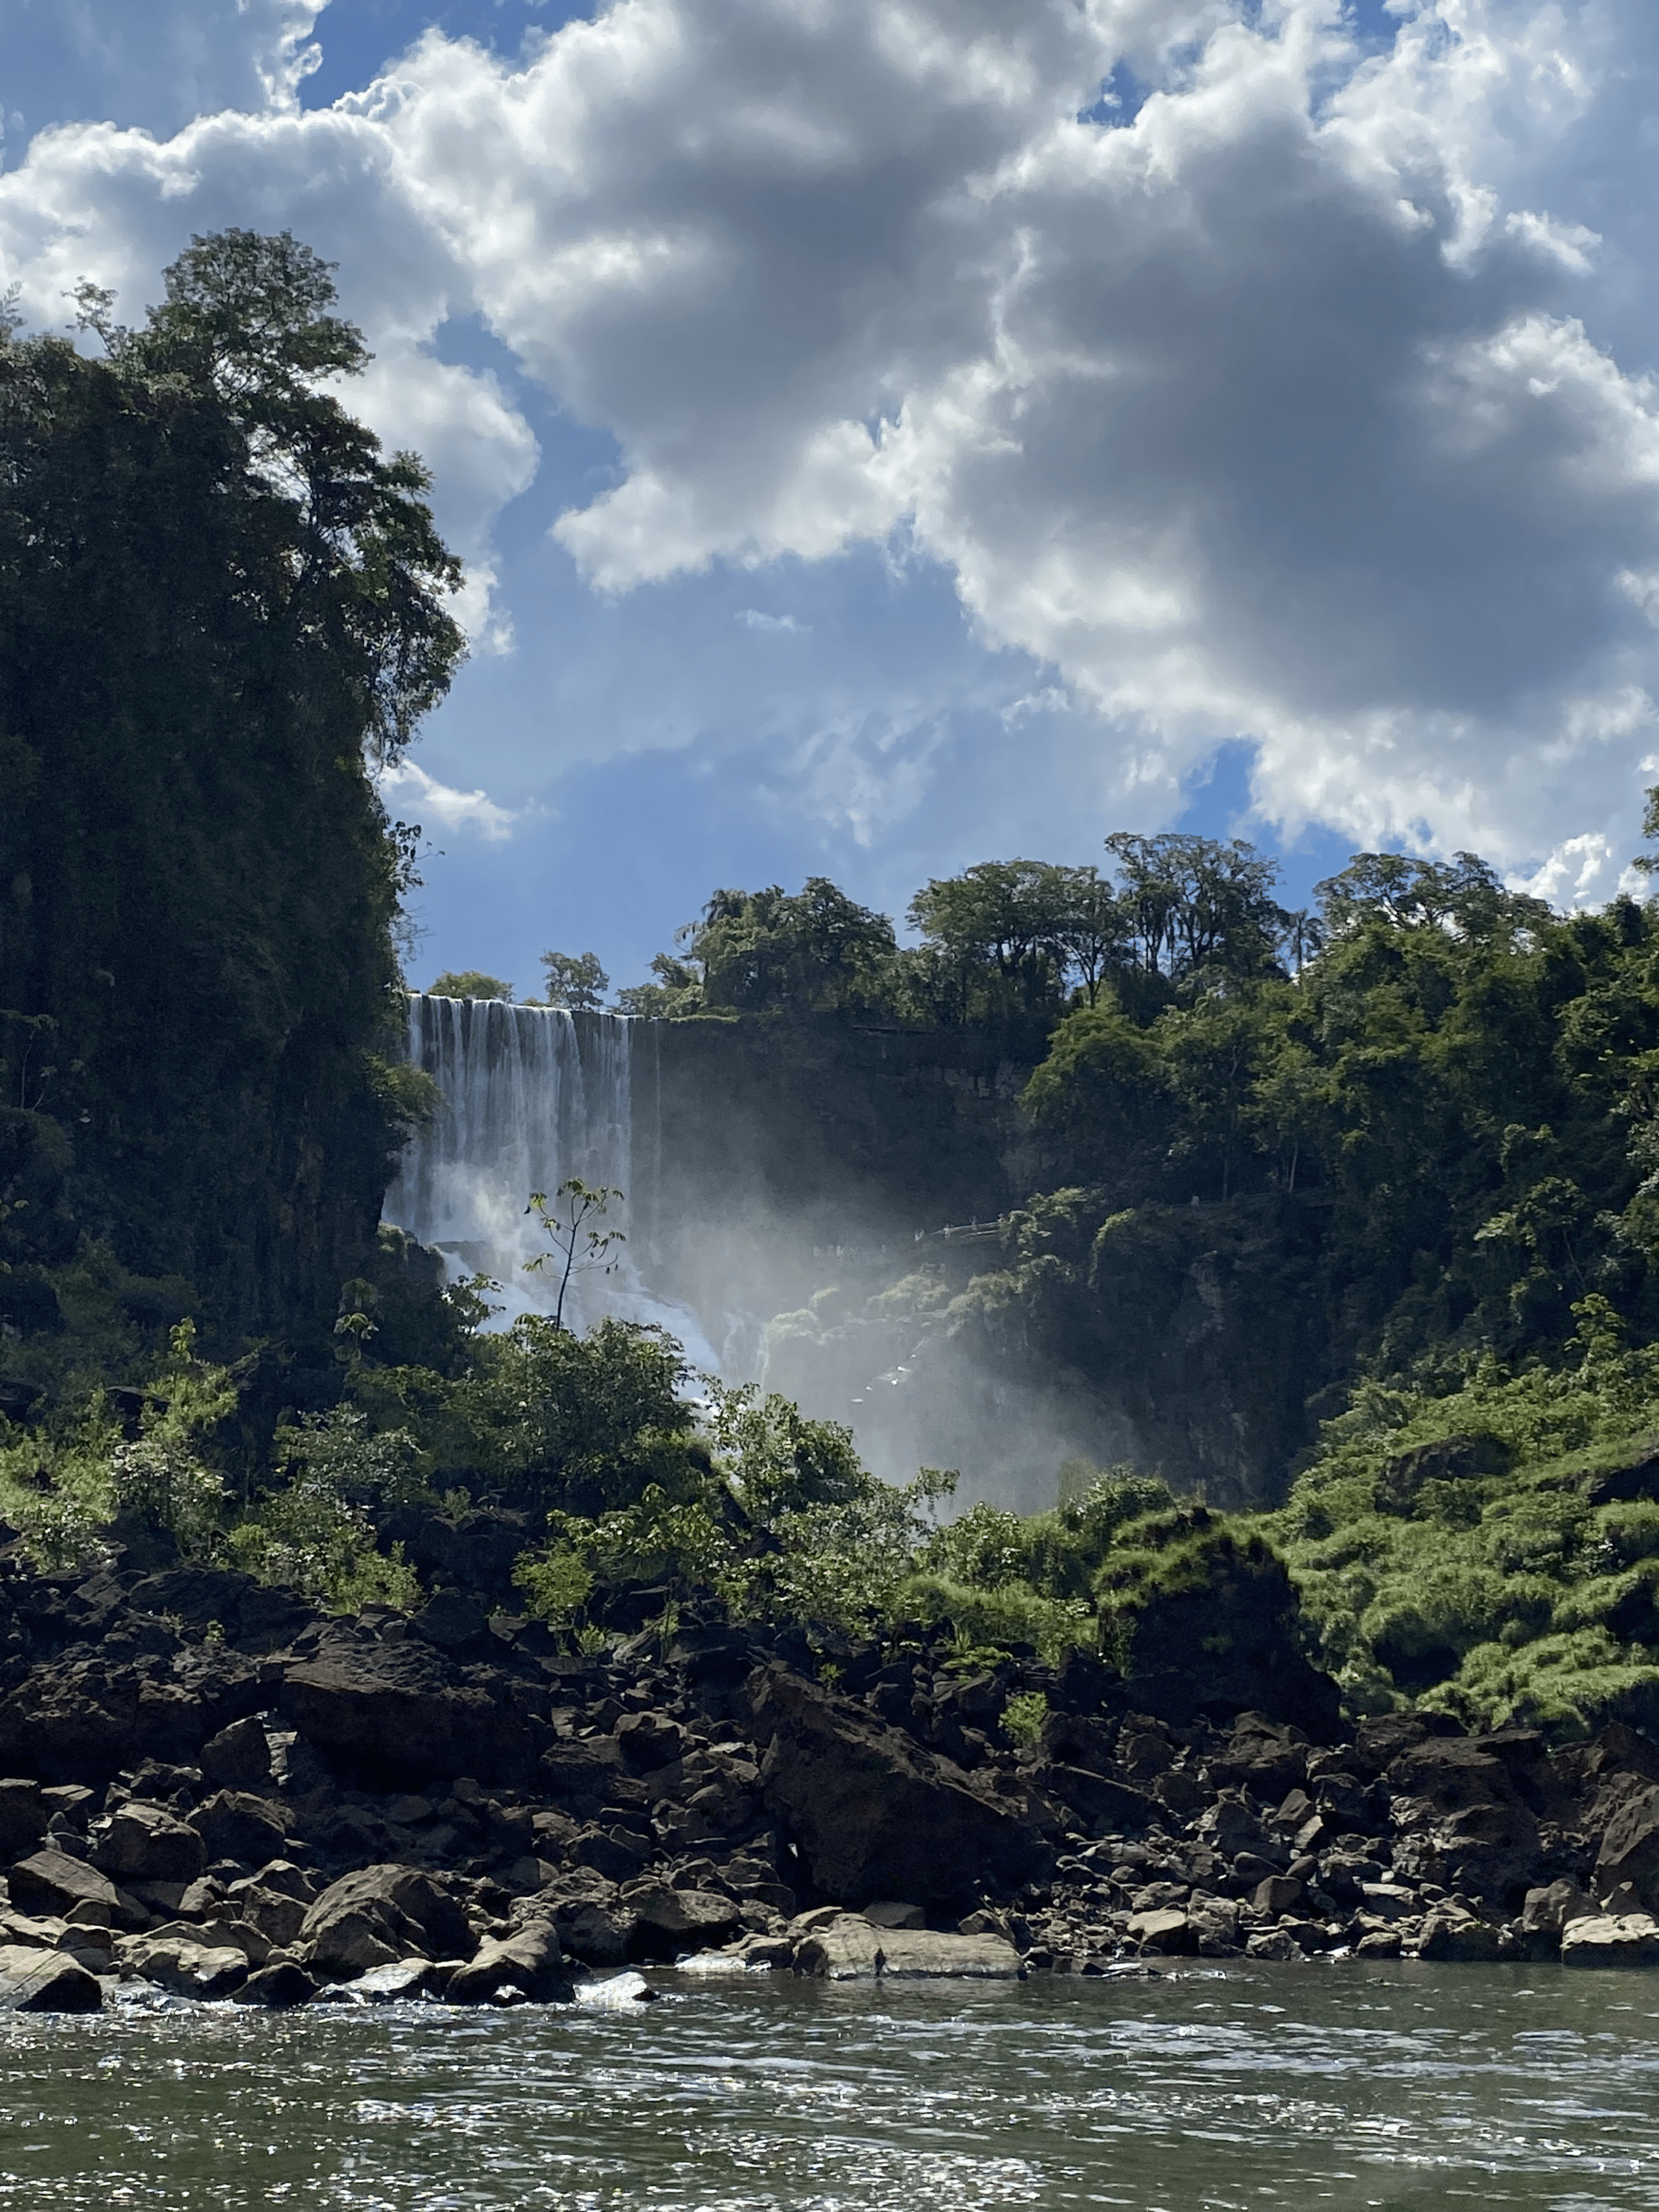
top-left (6, 0), bottom-right (1659, 996)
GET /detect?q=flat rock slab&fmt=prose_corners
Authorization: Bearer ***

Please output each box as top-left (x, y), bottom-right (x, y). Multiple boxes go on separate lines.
top-left (1562, 1913), bottom-right (1659, 1968)
top-left (0, 1943), bottom-right (102, 2012)
top-left (9, 1848), bottom-right (122, 1921)
top-left (795, 1915), bottom-right (1020, 1981)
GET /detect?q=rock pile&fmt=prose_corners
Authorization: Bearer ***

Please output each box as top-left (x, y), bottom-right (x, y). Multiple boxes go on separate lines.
top-left (0, 1548), bottom-right (1654, 2008)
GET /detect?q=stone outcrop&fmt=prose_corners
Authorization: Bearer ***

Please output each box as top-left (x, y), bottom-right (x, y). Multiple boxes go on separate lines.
top-left (743, 1662), bottom-right (1034, 1906)
top-left (0, 1535), bottom-right (1656, 2016)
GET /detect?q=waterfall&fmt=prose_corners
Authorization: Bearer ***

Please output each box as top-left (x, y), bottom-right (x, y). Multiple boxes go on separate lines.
top-left (382, 995), bottom-right (634, 1328)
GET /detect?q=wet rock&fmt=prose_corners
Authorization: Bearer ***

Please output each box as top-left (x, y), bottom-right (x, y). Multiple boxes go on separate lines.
top-left (192, 1789), bottom-right (287, 1869)
top-left (299, 1864), bottom-right (474, 1979)
top-left (872, 1926), bottom-right (1021, 1979)
top-left (551, 1896), bottom-right (635, 1966)
top-left (742, 1662), bottom-right (1034, 1908)
top-left (625, 1883), bottom-right (743, 1959)
top-left (447, 1919), bottom-right (575, 2005)
top-left (139, 1915), bottom-right (270, 1965)
top-left (0, 1943), bottom-right (102, 2012)
top-left (1127, 1906), bottom-right (1193, 1954)
top-left (1561, 1912), bottom-right (1659, 1968)
top-left (1415, 1910), bottom-right (1502, 1962)
top-left (351, 1958), bottom-right (441, 2002)
top-left (128, 1936), bottom-right (248, 1997)
top-left (199, 1717), bottom-right (272, 1793)
top-left (92, 1801), bottom-right (205, 1885)
top-left (1187, 1896), bottom-right (1242, 1955)
top-left (1353, 1929), bottom-right (1403, 1958)
top-left (234, 1959), bottom-right (317, 2008)
top-left (1245, 1927), bottom-right (1305, 1961)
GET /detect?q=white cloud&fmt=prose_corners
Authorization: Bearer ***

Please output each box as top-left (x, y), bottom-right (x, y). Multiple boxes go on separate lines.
top-left (736, 609), bottom-right (806, 633)
top-left (377, 760), bottom-right (518, 841)
top-left (6, 0), bottom-right (1659, 889)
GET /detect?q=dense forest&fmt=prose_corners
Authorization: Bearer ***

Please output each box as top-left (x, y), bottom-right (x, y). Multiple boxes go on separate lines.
top-left (9, 231), bottom-right (1659, 1750)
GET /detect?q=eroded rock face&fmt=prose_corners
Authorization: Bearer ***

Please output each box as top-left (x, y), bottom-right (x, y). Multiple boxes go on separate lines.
top-left (743, 1663), bottom-right (1035, 1908)
top-left (1387, 1738), bottom-right (1542, 1903)
top-left (281, 1649), bottom-right (535, 1787)
top-left (1594, 1784), bottom-right (1659, 1912)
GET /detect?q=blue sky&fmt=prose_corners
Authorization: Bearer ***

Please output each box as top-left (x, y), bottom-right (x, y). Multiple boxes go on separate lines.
top-left (6, 0), bottom-right (1659, 998)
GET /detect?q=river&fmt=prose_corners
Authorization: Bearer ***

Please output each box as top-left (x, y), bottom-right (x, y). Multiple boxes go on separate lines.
top-left (1, 1961), bottom-right (1655, 2209)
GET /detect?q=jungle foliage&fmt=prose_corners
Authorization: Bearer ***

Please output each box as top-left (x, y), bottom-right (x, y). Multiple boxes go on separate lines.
top-left (0, 229), bottom-right (462, 1376)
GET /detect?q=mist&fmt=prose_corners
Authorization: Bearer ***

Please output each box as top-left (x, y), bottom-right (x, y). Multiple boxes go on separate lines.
top-left (382, 993), bottom-right (1135, 1514)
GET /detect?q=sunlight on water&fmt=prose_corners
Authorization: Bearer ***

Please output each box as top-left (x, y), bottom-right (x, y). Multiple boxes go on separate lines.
top-left (1, 1965), bottom-right (1658, 2209)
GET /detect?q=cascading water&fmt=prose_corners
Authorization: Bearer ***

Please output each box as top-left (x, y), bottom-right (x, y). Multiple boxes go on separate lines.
top-left (383, 995), bottom-right (710, 1346)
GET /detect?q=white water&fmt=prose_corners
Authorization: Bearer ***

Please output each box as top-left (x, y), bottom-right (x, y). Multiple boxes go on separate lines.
top-left (382, 995), bottom-right (717, 1364)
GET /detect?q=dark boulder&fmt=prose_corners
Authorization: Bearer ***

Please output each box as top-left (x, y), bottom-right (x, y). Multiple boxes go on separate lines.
top-left (281, 1647), bottom-right (536, 1787)
top-left (192, 1789), bottom-right (288, 1869)
top-left (299, 1863), bottom-right (474, 1979)
top-left (412, 1590), bottom-right (493, 1653)
top-left (447, 1918), bottom-right (574, 2005)
top-left (624, 1883), bottom-right (743, 1959)
top-left (0, 1779), bottom-right (47, 1861)
top-left (1595, 1784), bottom-right (1659, 1911)
top-left (9, 1847), bottom-right (130, 1923)
top-left (0, 1666), bottom-right (141, 1782)
top-left (235, 1959), bottom-right (318, 2008)
top-left (1387, 1737), bottom-right (1542, 1903)
top-left (200, 1716), bottom-right (272, 1793)
top-left (92, 1801), bottom-right (205, 1885)
top-left (742, 1662), bottom-right (1037, 1907)
top-left (0, 1944), bottom-right (101, 2012)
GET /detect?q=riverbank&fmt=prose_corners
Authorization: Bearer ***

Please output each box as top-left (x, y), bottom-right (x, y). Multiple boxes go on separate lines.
top-left (0, 1539), bottom-right (1656, 2011)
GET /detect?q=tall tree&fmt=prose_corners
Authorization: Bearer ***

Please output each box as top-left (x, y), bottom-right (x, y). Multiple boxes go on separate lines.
top-left (0, 231), bottom-right (463, 1356)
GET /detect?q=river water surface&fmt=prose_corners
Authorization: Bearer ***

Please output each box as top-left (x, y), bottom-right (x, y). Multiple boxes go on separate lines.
top-left (1, 1961), bottom-right (1656, 2209)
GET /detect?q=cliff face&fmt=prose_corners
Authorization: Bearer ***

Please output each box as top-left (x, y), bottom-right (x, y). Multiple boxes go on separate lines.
top-left (634, 1014), bottom-right (1047, 1255)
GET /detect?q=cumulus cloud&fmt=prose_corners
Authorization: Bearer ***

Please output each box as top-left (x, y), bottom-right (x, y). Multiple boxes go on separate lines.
top-left (377, 760), bottom-right (518, 841)
top-left (6, 0), bottom-right (1659, 896)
